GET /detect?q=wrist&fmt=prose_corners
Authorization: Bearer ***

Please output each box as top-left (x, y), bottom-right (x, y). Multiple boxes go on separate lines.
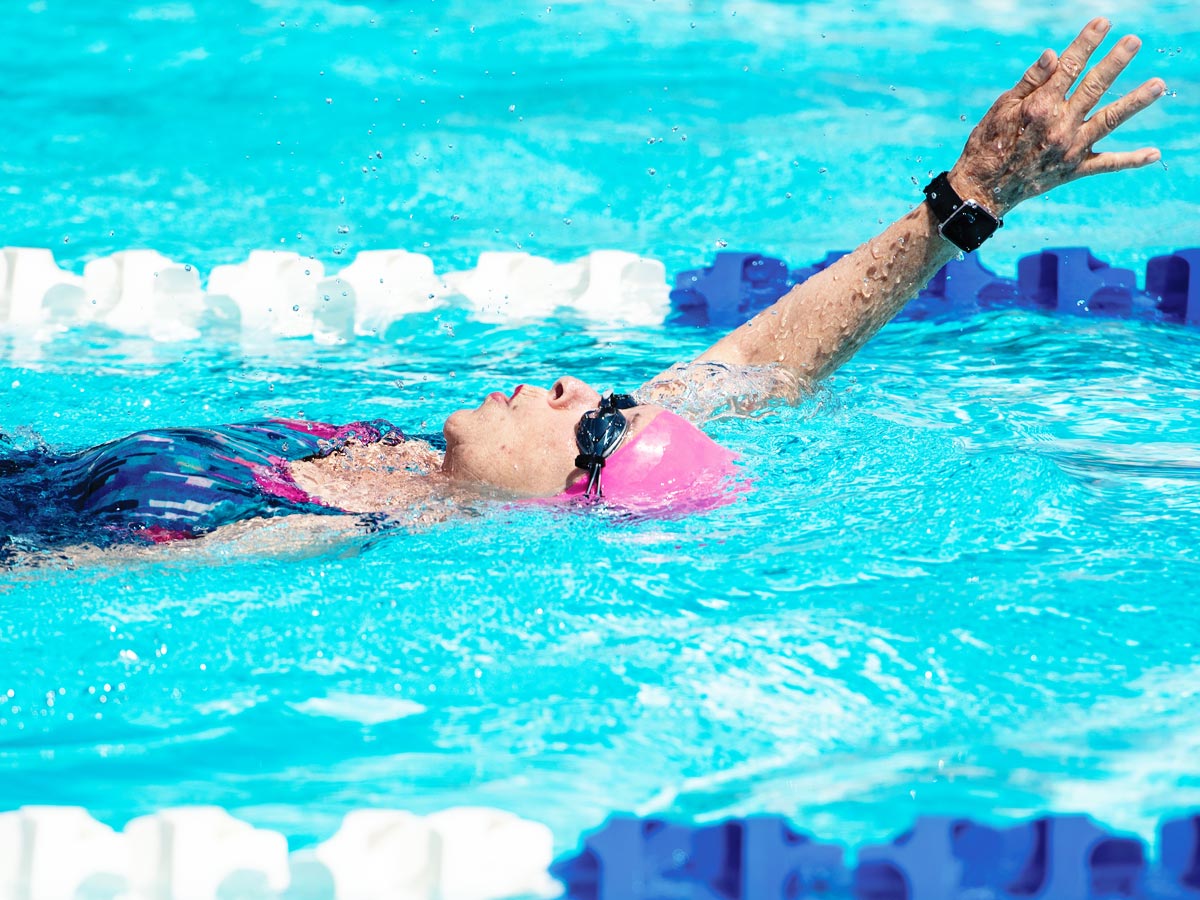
top-left (923, 170), bottom-right (1004, 254)
top-left (947, 166), bottom-right (1011, 218)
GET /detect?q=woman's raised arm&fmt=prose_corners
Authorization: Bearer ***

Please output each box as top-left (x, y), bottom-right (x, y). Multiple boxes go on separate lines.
top-left (684, 18), bottom-right (1166, 385)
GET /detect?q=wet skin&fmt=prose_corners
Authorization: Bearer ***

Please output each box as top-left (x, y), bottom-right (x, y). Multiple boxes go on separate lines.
top-left (442, 376), bottom-right (665, 496)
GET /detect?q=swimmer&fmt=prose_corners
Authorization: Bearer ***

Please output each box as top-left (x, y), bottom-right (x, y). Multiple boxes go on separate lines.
top-left (0, 19), bottom-right (1168, 557)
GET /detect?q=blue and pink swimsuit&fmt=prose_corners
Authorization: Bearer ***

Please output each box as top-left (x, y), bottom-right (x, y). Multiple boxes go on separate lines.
top-left (0, 418), bottom-right (407, 551)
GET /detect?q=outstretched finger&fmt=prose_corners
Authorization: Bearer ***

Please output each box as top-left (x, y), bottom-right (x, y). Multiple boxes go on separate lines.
top-left (1012, 48), bottom-right (1059, 99)
top-left (1075, 146), bottom-right (1162, 178)
top-left (1079, 78), bottom-right (1167, 148)
top-left (1047, 17), bottom-right (1111, 97)
top-left (1069, 34), bottom-right (1142, 115)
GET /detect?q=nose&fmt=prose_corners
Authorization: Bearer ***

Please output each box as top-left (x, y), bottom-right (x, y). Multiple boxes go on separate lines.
top-left (547, 376), bottom-right (601, 411)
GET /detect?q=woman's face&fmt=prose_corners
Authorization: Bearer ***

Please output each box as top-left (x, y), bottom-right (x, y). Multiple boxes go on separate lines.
top-left (441, 376), bottom-right (603, 495)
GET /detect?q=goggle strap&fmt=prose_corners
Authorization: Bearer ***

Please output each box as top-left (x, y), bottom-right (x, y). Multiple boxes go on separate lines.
top-left (574, 453), bottom-right (606, 497)
top-left (586, 466), bottom-right (603, 497)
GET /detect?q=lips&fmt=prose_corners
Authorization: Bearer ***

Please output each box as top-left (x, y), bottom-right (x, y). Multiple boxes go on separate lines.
top-left (485, 384), bottom-right (523, 406)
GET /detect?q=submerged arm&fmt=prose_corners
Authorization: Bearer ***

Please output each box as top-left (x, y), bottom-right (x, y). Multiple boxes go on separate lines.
top-left (663, 18), bottom-right (1166, 387)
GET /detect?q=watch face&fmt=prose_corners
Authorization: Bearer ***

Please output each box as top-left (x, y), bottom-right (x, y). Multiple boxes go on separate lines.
top-left (941, 201), bottom-right (999, 253)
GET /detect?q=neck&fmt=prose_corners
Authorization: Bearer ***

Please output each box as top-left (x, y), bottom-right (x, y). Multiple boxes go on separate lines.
top-left (291, 440), bottom-right (480, 513)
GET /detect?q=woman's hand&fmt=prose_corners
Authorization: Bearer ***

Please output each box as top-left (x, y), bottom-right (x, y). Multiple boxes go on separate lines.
top-left (950, 17), bottom-right (1167, 217)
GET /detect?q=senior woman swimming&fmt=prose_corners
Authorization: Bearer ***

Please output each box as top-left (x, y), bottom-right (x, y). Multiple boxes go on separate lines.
top-left (0, 19), bottom-right (1168, 552)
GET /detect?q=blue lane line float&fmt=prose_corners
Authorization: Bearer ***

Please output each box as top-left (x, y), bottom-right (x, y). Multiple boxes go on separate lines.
top-left (549, 815), bottom-right (843, 899)
top-left (551, 812), bottom-right (1200, 899)
top-left (669, 253), bottom-right (791, 328)
top-left (1160, 814), bottom-right (1200, 891)
top-left (1017, 247), bottom-right (1154, 318)
top-left (1147, 248), bottom-right (1200, 326)
top-left (855, 815), bottom-right (1145, 900)
top-left (902, 252), bottom-right (1021, 320)
top-left (667, 247), bottom-right (1200, 328)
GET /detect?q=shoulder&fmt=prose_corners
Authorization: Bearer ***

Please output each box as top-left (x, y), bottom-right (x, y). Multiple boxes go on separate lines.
top-left (635, 360), bottom-right (806, 422)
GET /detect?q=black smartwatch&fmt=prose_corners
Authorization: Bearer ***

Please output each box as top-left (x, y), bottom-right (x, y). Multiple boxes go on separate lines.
top-left (923, 171), bottom-right (1002, 253)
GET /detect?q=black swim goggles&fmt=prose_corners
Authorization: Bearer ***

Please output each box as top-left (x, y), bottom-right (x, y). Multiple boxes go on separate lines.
top-left (574, 390), bottom-right (638, 498)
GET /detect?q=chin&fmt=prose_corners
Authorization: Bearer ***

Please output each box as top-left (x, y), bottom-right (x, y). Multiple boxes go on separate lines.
top-left (442, 408), bottom-right (469, 446)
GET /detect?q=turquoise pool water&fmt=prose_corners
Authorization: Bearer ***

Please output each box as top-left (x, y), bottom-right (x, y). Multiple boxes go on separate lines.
top-left (3, 0), bottom-right (1200, 860)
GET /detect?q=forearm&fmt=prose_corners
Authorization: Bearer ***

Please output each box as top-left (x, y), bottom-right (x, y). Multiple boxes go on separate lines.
top-left (687, 19), bottom-right (1164, 390)
top-left (695, 201), bottom-right (958, 382)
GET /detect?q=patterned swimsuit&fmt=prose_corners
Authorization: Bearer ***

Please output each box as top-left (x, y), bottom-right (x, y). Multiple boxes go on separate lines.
top-left (0, 418), bottom-right (408, 551)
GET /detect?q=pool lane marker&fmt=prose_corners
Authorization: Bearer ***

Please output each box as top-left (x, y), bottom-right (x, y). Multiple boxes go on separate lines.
top-left (670, 247), bottom-right (1200, 328)
top-left (553, 812), bottom-right (1200, 899)
top-left (6, 805), bottom-right (1200, 897)
top-left (1, 245), bottom-right (1197, 344)
top-left (0, 247), bottom-right (669, 342)
top-left (0, 804), bottom-right (557, 899)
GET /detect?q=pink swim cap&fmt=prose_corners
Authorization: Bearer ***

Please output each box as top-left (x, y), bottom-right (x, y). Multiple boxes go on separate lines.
top-left (556, 409), bottom-right (743, 513)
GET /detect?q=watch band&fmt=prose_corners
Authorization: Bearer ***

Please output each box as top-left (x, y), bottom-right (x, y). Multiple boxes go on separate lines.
top-left (922, 171), bottom-right (1003, 253)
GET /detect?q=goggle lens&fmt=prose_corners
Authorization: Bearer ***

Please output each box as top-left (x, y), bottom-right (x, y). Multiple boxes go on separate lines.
top-left (574, 391), bottom-right (637, 497)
